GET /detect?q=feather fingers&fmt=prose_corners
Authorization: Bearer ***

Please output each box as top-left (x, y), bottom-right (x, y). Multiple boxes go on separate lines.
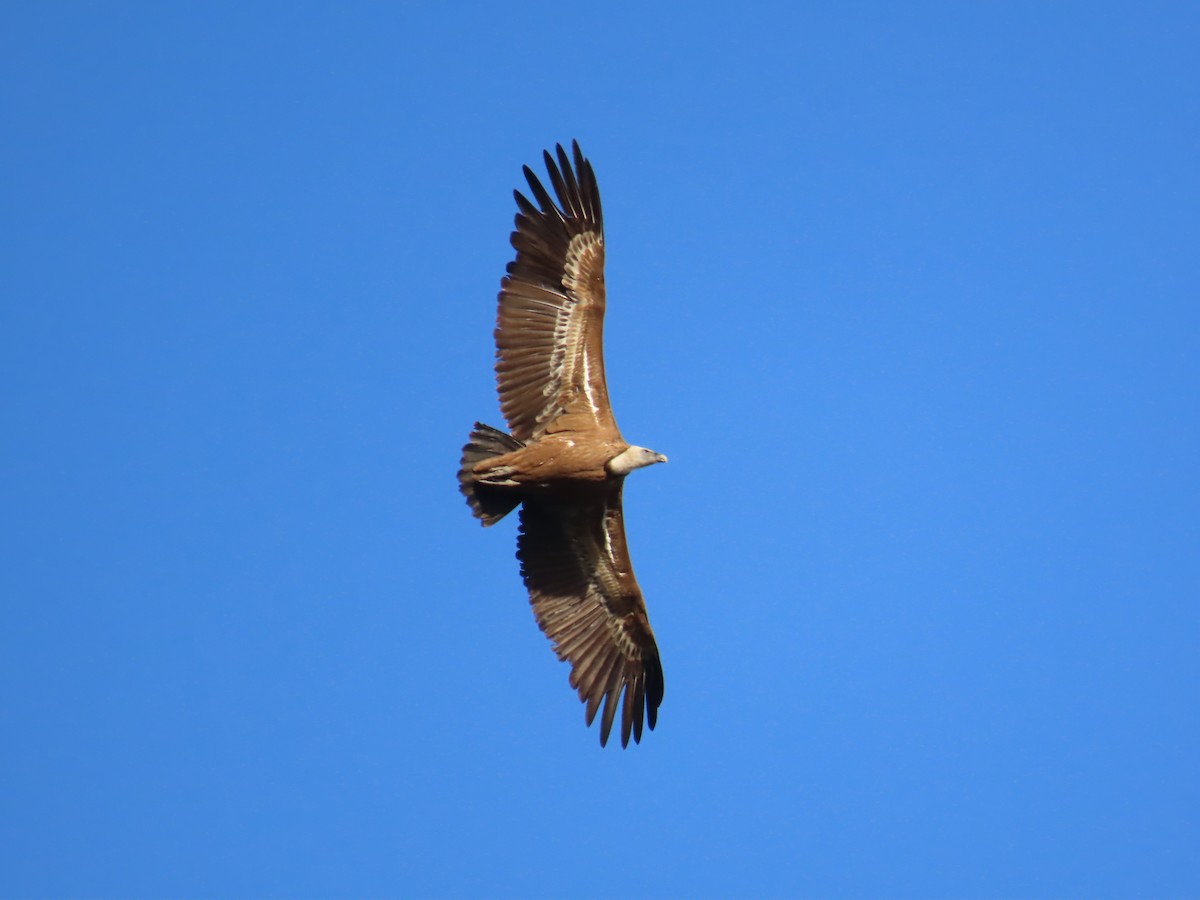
top-left (524, 164), bottom-right (563, 220)
top-left (588, 654), bottom-right (624, 731)
top-left (630, 673), bottom-right (646, 744)
top-left (597, 659), bottom-right (627, 747)
top-left (555, 144), bottom-right (583, 220)
top-left (543, 147), bottom-right (578, 221)
top-left (621, 684), bottom-right (638, 748)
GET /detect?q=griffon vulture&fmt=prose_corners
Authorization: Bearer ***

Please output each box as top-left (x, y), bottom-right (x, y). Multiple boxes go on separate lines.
top-left (458, 141), bottom-right (667, 748)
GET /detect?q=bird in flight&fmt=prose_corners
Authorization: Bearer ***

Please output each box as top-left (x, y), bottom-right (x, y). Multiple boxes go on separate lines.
top-left (458, 141), bottom-right (667, 748)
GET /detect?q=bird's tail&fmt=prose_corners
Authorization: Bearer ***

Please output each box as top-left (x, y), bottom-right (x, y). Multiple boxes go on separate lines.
top-left (458, 422), bottom-right (525, 526)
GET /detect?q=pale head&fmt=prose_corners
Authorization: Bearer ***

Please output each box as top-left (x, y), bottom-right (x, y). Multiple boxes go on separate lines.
top-left (606, 445), bottom-right (669, 476)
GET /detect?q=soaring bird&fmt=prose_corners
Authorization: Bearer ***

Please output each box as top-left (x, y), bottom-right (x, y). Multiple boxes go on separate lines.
top-left (458, 142), bottom-right (667, 748)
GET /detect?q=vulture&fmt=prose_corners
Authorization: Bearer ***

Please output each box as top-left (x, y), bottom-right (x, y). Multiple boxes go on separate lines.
top-left (457, 141), bottom-right (667, 748)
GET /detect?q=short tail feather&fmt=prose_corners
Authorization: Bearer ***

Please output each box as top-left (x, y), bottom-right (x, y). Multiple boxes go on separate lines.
top-left (458, 422), bottom-right (525, 525)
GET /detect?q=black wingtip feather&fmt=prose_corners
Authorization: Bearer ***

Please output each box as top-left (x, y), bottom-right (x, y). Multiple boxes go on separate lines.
top-left (646, 658), bottom-right (664, 731)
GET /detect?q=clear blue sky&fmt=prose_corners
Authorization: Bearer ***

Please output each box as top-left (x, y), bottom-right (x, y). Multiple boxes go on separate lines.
top-left (2, 3), bottom-right (1197, 897)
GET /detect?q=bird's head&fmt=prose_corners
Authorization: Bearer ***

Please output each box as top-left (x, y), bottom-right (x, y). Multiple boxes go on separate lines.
top-left (606, 445), bottom-right (669, 476)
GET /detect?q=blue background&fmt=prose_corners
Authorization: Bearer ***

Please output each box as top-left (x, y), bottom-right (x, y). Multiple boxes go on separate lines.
top-left (3, 3), bottom-right (1197, 897)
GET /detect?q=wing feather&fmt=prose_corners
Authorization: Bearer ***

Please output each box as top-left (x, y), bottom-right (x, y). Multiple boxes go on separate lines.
top-left (524, 162), bottom-right (564, 221)
top-left (516, 486), bottom-right (663, 748)
top-left (630, 673), bottom-right (646, 744)
top-left (598, 658), bottom-right (626, 745)
top-left (546, 146), bottom-right (581, 220)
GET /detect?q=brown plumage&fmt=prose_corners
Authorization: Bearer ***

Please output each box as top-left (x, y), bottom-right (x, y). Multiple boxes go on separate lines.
top-left (458, 142), bottom-right (667, 748)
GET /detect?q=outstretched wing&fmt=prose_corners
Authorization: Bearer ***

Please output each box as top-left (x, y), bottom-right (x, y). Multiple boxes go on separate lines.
top-left (516, 483), bottom-right (663, 747)
top-left (494, 141), bottom-right (619, 443)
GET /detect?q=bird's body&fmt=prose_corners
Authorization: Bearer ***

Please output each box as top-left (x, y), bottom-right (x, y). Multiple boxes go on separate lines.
top-left (458, 142), bottom-right (667, 748)
top-left (473, 433), bottom-right (627, 486)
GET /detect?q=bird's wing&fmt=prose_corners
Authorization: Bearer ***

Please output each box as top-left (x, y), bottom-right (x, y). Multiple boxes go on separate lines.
top-left (516, 482), bottom-right (663, 747)
top-left (494, 141), bottom-right (620, 443)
